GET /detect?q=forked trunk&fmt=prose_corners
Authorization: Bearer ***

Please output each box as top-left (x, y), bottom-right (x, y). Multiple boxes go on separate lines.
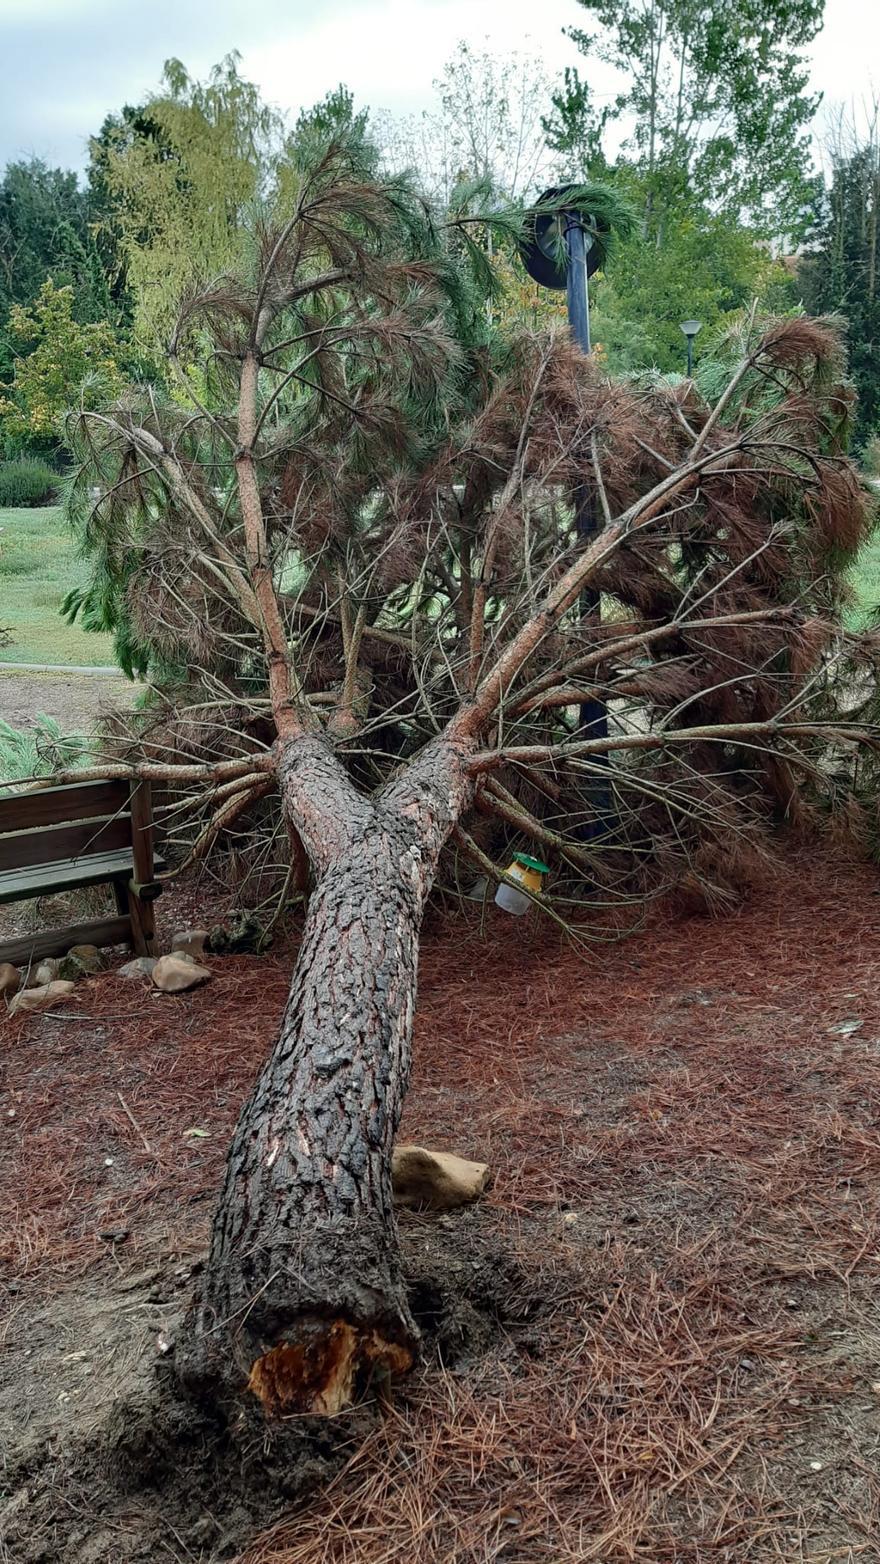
top-left (179, 734), bottom-right (474, 1416)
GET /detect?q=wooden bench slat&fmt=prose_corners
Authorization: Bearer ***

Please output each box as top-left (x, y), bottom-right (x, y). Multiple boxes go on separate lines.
top-left (0, 780), bottom-right (130, 833)
top-left (0, 779), bottom-right (161, 958)
top-left (0, 815), bottom-right (133, 874)
top-left (0, 849), bottom-right (167, 905)
top-left (0, 916), bottom-right (133, 967)
top-left (0, 849), bottom-right (138, 904)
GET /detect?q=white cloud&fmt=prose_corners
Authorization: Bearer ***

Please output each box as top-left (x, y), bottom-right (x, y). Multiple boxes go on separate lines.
top-left (0, 0), bottom-right (878, 171)
top-left (808, 0), bottom-right (878, 107)
top-left (244, 0), bottom-right (579, 120)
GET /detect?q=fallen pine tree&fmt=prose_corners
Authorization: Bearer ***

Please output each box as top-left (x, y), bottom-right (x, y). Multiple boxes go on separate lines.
top-left (54, 135), bottom-right (880, 1419)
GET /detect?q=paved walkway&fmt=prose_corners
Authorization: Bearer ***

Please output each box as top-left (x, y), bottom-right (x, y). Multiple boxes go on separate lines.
top-left (0, 664), bottom-right (138, 732)
top-left (0, 661), bottom-right (122, 675)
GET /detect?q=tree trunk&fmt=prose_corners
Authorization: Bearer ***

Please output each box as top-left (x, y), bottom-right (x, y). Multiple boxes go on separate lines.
top-left (179, 733), bottom-right (474, 1416)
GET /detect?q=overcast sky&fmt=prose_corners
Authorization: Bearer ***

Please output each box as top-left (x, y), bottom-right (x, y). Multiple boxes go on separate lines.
top-left (0, 0), bottom-right (877, 174)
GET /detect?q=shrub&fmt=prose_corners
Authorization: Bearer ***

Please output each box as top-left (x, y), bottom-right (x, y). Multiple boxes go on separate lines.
top-left (0, 458), bottom-right (58, 507)
top-left (864, 433), bottom-right (880, 478)
top-left (0, 715), bottom-right (86, 794)
top-left (0, 282), bottom-right (126, 448)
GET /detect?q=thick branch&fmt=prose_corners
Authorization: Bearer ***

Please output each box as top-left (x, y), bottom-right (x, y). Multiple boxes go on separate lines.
top-left (467, 353), bottom-right (549, 692)
top-left (83, 411), bottom-right (262, 625)
top-left (237, 351), bottom-right (306, 739)
top-left (44, 756), bottom-right (275, 788)
top-left (479, 778), bottom-right (595, 870)
top-left (512, 608), bottom-right (799, 706)
top-left (469, 720), bottom-right (876, 773)
top-left (451, 439), bottom-right (748, 743)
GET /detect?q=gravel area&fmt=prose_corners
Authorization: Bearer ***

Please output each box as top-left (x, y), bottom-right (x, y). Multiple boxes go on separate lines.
top-left (0, 666), bottom-right (137, 731)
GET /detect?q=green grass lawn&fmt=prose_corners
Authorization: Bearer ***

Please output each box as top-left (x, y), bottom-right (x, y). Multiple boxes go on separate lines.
top-left (0, 503), bottom-right (878, 668)
top-left (848, 528), bottom-right (880, 627)
top-left (0, 505), bottom-right (116, 666)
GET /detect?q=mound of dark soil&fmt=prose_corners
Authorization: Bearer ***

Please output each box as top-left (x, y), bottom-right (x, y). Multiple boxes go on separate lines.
top-left (0, 1216), bottom-right (544, 1563)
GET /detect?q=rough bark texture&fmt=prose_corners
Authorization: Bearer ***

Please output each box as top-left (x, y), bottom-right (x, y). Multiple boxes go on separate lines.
top-left (179, 734), bottom-right (475, 1415)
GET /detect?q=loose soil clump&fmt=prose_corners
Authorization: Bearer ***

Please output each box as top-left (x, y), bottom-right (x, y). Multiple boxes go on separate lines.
top-left (1, 1220), bottom-right (539, 1562)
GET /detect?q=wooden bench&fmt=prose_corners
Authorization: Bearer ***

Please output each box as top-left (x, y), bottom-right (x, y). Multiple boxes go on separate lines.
top-left (0, 779), bottom-right (163, 965)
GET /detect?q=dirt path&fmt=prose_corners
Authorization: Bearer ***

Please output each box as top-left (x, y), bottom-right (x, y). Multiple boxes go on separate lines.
top-left (0, 666), bottom-right (137, 732)
top-left (3, 846), bottom-right (880, 1561)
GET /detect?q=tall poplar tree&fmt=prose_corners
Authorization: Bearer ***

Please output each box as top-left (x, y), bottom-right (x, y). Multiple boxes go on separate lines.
top-left (800, 113), bottom-right (880, 442)
top-left (546, 0), bottom-right (824, 243)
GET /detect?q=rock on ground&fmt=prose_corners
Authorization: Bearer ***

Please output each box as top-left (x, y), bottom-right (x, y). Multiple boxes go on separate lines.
top-left (30, 959), bottom-right (58, 987)
top-left (118, 956), bottom-right (159, 980)
top-left (66, 944), bottom-right (102, 972)
top-left (392, 1145), bottom-right (491, 1210)
top-left (9, 980), bottom-right (76, 1017)
top-left (171, 928), bottom-right (210, 959)
top-left (0, 962), bottom-right (20, 998)
top-left (152, 954), bottom-right (212, 994)
top-left (57, 954), bottom-right (91, 983)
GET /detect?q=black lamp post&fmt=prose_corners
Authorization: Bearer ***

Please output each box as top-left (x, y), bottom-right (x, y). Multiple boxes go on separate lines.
top-left (519, 190), bottom-right (611, 831)
top-left (563, 212), bottom-right (593, 355)
top-left (519, 191), bottom-right (605, 748)
top-left (679, 318), bottom-right (702, 377)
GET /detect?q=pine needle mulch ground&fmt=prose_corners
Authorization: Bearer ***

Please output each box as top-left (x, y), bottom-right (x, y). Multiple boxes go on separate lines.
top-left (4, 846), bottom-right (880, 1562)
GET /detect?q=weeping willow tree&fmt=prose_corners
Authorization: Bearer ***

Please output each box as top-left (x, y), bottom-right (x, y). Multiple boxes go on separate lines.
top-left (88, 54), bottom-right (283, 348)
top-left (60, 134), bottom-right (878, 1420)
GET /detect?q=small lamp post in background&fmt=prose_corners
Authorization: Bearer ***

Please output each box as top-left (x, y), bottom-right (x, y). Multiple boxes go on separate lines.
top-left (679, 318), bottom-right (702, 378)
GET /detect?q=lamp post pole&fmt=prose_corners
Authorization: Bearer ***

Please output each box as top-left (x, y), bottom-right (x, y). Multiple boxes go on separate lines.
top-left (519, 188), bottom-right (613, 832)
top-left (565, 214), bottom-right (592, 355)
top-left (564, 213), bottom-right (609, 822)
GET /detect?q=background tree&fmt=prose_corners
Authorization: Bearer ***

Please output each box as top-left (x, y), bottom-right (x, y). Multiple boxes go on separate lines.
top-left (85, 102), bottom-right (175, 323)
top-left (590, 209), bottom-right (797, 373)
top-left (91, 53), bottom-right (282, 347)
top-left (61, 137), bottom-right (878, 1421)
top-left (0, 281), bottom-right (128, 453)
top-left (0, 158), bottom-right (110, 384)
top-left (538, 0), bottom-right (818, 374)
top-left (546, 0), bottom-right (824, 243)
top-left (290, 84), bottom-right (370, 153)
top-left (0, 40), bottom-right (812, 413)
top-left (378, 42), bottom-right (555, 206)
top-left (375, 37), bottom-right (774, 371)
top-left (800, 105), bottom-right (880, 444)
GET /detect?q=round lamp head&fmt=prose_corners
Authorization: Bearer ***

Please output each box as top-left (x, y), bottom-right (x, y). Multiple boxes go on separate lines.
top-left (679, 319), bottom-right (702, 339)
top-left (520, 185), bottom-right (606, 291)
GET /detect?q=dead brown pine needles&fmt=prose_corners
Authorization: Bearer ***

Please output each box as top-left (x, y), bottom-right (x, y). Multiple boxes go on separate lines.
top-left (4, 844), bottom-right (880, 1558)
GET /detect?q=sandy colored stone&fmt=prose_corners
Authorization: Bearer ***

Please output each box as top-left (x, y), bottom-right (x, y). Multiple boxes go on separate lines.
top-left (118, 956), bottom-right (159, 980)
top-left (392, 1145), bottom-right (491, 1210)
top-left (171, 928), bottom-right (210, 959)
top-left (152, 954), bottom-right (212, 994)
top-left (8, 980), bottom-right (76, 1017)
top-left (0, 962), bottom-right (21, 999)
top-left (30, 959), bottom-right (58, 988)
